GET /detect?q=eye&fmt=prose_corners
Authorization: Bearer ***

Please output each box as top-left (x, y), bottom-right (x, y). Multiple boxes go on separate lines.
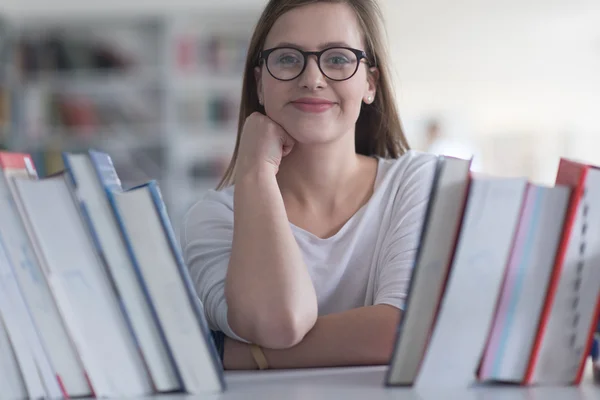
top-left (322, 50), bottom-right (356, 69)
top-left (327, 55), bottom-right (351, 65)
top-left (276, 53), bottom-right (302, 66)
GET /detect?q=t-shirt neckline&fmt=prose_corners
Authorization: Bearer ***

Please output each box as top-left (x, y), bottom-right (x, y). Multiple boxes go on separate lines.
top-left (288, 157), bottom-right (384, 242)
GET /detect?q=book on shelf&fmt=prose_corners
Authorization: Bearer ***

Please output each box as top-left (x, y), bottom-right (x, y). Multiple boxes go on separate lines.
top-left (62, 151), bottom-right (182, 394)
top-left (0, 152), bottom-right (93, 398)
top-left (386, 155), bottom-right (472, 386)
top-left (0, 311), bottom-right (27, 399)
top-left (0, 149), bottom-right (225, 399)
top-left (386, 156), bottom-right (600, 388)
top-left (524, 159), bottom-right (600, 385)
top-left (478, 183), bottom-right (571, 382)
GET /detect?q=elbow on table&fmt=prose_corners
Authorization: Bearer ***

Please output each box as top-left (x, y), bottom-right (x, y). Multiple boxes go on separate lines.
top-left (228, 305), bottom-right (316, 349)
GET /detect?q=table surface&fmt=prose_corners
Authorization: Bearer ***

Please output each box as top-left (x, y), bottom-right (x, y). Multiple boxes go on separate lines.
top-left (147, 362), bottom-right (599, 400)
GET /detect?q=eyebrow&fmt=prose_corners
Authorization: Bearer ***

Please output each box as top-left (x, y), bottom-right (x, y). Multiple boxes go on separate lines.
top-left (272, 41), bottom-right (354, 50)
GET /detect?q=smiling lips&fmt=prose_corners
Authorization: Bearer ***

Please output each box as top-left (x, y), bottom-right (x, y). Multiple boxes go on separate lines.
top-left (291, 98), bottom-right (336, 113)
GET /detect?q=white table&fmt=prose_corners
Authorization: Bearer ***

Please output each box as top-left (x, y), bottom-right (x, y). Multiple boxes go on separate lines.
top-left (151, 364), bottom-right (599, 400)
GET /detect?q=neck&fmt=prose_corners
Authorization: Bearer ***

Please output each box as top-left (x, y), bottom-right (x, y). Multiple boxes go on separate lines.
top-left (276, 133), bottom-right (363, 212)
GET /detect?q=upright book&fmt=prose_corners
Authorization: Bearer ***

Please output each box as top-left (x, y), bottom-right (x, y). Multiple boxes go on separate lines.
top-left (11, 172), bottom-right (153, 398)
top-left (0, 312), bottom-right (27, 399)
top-left (108, 180), bottom-right (225, 395)
top-left (386, 155), bottom-right (471, 386)
top-left (478, 182), bottom-right (571, 382)
top-left (0, 152), bottom-right (92, 398)
top-left (524, 159), bottom-right (600, 385)
top-left (415, 176), bottom-right (528, 387)
top-left (63, 150), bottom-right (182, 393)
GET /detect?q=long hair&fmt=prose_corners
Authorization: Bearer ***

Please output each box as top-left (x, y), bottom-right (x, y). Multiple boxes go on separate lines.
top-left (216, 0), bottom-right (409, 190)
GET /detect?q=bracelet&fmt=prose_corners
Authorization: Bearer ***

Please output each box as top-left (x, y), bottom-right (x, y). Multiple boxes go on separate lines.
top-left (250, 344), bottom-right (269, 370)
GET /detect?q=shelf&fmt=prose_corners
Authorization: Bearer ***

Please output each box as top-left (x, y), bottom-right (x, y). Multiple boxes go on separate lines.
top-left (11, 126), bottom-right (166, 152)
top-left (20, 68), bottom-right (164, 93)
top-left (2, 11), bottom-right (258, 233)
top-left (172, 74), bottom-right (243, 93)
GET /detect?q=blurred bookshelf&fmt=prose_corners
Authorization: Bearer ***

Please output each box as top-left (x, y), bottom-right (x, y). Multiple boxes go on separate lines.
top-left (0, 10), bottom-right (259, 235)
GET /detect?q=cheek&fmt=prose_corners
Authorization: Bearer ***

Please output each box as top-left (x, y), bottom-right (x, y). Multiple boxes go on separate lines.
top-left (338, 84), bottom-right (365, 117)
top-left (262, 77), bottom-right (288, 104)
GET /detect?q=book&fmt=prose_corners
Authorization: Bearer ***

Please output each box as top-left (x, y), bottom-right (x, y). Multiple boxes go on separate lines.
top-left (386, 155), bottom-right (472, 386)
top-left (11, 173), bottom-right (153, 398)
top-left (0, 151), bottom-right (92, 397)
top-left (478, 183), bottom-right (571, 382)
top-left (415, 176), bottom-right (528, 387)
top-left (0, 312), bottom-right (27, 400)
top-left (63, 150), bottom-right (182, 393)
top-left (108, 180), bottom-right (225, 395)
top-left (524, 159), bottom-right (600, 385)
top-left (0, 235), bottom-right (53, 400)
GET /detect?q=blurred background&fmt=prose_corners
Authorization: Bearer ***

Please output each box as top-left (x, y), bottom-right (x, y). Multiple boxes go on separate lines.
top-left (1, 0), bottom-right (599, 234)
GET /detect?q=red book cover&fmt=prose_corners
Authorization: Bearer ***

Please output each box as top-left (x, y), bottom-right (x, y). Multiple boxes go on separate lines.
top-left (523, 159), bottom-right (587, 384)
top-left (559, 161), bottom-right (600, 385)
top-left (0, 152), bottom-right (37, 176)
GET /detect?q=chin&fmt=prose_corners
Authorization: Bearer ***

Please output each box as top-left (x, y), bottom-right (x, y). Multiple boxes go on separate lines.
top-left (283, 119), bottom-right (341, 145)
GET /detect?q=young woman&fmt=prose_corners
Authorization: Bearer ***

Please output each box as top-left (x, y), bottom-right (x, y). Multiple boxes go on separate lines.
top-left (181, 0), bottom-right (437, 370)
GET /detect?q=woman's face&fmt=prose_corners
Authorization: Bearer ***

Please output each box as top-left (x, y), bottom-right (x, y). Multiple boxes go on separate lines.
top-left (256, 2), bottom-right (378, 146)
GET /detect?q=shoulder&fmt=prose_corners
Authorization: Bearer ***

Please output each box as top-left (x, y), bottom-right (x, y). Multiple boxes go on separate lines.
top-left (376, 150), bottom-right (438, 194)
top-left (180, 185), bottom-right (235, 245)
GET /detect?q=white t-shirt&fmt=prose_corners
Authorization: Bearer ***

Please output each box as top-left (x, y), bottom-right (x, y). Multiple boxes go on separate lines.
top-left (181, 150), bottom-right (437, 342)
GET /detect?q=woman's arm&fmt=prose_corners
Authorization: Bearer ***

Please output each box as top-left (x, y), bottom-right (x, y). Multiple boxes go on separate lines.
top-left (223, 304), bottom-right (400, 370)
top-left (226, 114), bottom-right (317, 349)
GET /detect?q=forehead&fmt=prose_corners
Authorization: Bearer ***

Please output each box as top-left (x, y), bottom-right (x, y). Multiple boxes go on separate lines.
top-left (264, 2), bottom-right (365, 50)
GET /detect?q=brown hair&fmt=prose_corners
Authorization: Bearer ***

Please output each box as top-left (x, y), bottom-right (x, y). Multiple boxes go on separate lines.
top-left (216, 0), bottom-right (409, 189)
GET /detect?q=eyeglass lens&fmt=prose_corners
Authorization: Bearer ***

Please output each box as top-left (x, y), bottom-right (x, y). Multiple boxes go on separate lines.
top-left (266, 47), bottom-right (359, 81)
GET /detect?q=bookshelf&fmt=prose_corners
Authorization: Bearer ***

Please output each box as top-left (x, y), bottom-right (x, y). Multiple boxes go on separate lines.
top-left (0, 10), bottom-right (260, 235)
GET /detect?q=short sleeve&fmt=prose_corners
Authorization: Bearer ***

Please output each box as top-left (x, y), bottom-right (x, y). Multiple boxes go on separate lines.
top-left (374, 154), bottom-right (437, 310)
top-left (180, 190), bottom-right (249, 343)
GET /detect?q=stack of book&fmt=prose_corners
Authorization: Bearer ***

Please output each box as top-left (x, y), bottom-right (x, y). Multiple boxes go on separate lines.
top-left (386, 156), bottom-right (600, 388)
top-left (0, 150), bottom-right (224, 399)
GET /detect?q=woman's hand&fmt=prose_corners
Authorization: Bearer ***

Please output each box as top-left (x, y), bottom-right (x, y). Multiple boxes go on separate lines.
top-left (235, 112), bottom-right (295, 178)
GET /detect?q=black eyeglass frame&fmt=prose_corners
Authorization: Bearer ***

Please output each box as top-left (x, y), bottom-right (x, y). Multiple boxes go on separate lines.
top-left (257, 46), bottom-right (373, 82)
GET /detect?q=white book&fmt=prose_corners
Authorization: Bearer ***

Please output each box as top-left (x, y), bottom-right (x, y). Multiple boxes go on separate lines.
top-left (109, 181), bottom-right (224, 395)
top-left (415, 177), bottom-right (528, 387)
top-left (479, 184), bottom-right (570, 382)
top-left (0, 298), bottom-right (27, 399)
top-left (526, 161), bottom-right (600, 385)
top-left (12, 174), bottom-right (153, 398)
top-left (63, 151), bottom-right (181, 393)
top-left (0, 156), bottom-right (92, 397)
top-left (0, 235), bottom-right (62, 399)
top-left (386, 156), bottom-right (471, 386)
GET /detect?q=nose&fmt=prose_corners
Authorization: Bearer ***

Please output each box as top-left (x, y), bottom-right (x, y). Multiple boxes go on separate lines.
top-left (297, 55), bottom-right (326, 90)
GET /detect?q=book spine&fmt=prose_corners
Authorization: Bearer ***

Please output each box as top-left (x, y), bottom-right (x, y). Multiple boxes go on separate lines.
top-left (385, 157), bottom-right (444, 386)
top-left (523, 169), bottom-right (587, 384)
top-left (479, 184), bottom-right (535, 379)
top-left (105, 187), bottom-right (184, 392)
top-left (147, 182), bottom-right (226, 390)
top-left (88, 150), bottom-right (122, 191)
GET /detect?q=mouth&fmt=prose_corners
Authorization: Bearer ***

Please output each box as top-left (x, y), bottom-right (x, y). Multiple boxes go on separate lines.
top-left (290, 98), bottom-right (336, 113)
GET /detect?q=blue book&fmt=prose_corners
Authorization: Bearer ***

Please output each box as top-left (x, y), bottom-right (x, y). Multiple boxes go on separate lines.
top-left (94, 154), bottom-right (224, 395)
top-left (63, 150), bottom-right (183, 393)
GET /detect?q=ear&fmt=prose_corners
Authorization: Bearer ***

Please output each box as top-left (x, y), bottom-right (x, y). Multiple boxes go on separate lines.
top-left (364, 66), bottom-right (379, 104)
top-left (254, 66), bottom-right (264, 105)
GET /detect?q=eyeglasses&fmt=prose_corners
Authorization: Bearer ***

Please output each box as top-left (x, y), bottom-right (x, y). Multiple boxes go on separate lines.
top-left (258, 46), bottom-right (372, 82)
